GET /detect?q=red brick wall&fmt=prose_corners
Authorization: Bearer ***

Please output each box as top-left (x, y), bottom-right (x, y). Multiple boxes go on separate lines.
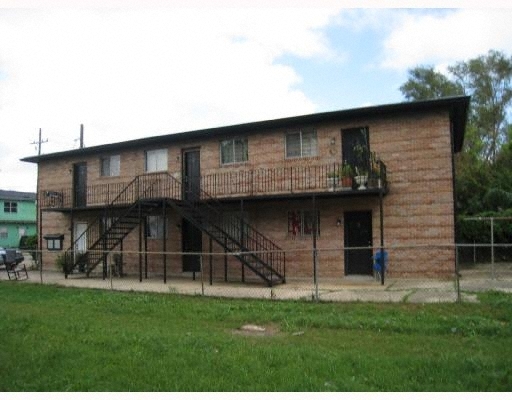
top-left (38, 109), bottom-right (456, 279)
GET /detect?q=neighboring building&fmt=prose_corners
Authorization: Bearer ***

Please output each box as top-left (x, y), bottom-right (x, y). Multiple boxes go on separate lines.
top-left (0, 190), bottom-right (37, 248)
top-left (22, 96), bottom-right (469, 285)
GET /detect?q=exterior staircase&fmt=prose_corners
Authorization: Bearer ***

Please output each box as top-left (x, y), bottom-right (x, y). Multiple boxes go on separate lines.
top-left (64, 173), bottom-right (285, 286)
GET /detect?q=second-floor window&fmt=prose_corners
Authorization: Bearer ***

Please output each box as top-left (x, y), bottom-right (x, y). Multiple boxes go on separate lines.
top-left (145, 149), bottom-right (168, 172)
top-left (4, 202), bottom-right (17, 213)
top-left (286, 129), bottom-right (317, 158)
top-left (220, 138), bottom-right (248, 165)
top-left (101, 155), bottom-right (120, 177)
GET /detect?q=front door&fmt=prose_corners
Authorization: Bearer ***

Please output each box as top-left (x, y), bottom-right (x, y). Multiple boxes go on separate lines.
top-left (74, 222), bottom-right (88, 254)
top-left (182, 219), bottom-right (202, 272)
top-left (183, 149), bottom-right (201, 202)
top-left (182, 149), bottom-right (202, 272)
top-left (73, 162), bottom-right (87, 207)
top-left (344, 211), bottom-right (373, 275)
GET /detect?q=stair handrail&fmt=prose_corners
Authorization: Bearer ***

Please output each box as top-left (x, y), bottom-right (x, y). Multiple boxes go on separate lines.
top-left (63, 171), bottom-right (284, 281)
top-left (164, 172), bottom-right (285, 279)
top-left (63, 173), bottom-right (175, 276)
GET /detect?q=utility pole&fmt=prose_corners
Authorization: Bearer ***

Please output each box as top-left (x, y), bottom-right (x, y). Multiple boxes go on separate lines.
top-left (80, 124), bottom-right (84, 149)
top-left (30, 127), bottom-right (47, 281)
top-left (30, 128), bottom-right (48, 155)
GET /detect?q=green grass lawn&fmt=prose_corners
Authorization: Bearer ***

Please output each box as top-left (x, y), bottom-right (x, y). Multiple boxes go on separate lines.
top-left (1, 282), bottom-right (511, 391)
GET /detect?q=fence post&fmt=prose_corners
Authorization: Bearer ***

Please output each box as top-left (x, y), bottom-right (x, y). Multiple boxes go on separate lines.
top-left (110, 253), bottom-right (113, 291)
top-left (455, 244), bottom-right (461, 303)
top-left (491, 218), bottom-right (495, 280)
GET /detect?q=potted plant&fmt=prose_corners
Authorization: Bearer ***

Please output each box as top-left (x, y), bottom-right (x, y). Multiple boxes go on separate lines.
top-left (353, 143), bottom-right (369, 190)
top-left (367, 152), bottom-right (382, 189)
top-left (340, 162), bottom-right (354, 190)
top-left (76, 251), bottom-right (88, 273)
top-left (55, 252), bottom-right (74, 274)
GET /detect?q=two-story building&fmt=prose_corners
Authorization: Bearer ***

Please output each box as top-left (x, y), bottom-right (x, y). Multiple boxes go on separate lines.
top-left (0, 190), bottom-right (37, 249)
top-left (22, 96), bottom-right (469, 286)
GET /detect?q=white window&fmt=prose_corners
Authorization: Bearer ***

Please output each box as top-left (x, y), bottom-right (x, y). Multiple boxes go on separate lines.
top-left (101, 155), bottom-right (120, 177)
top-left (145, 149), bottom-right (168, 172)
top-left (0, 226), bottom-right (7, 239)
top-left (286, 129), bottom-right (317, 158)
top-left (146, 216), bottom-right (166, 239)
top-left (220, 138), bottom-right (248, 165)
top-left (47, 238), bottom-right (62, 250)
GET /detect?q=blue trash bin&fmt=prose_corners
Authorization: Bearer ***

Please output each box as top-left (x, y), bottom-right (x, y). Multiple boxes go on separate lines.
top-left (373, 250), bottom-right (388, 279)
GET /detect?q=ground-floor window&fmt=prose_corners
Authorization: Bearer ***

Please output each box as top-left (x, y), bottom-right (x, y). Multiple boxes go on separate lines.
top-left (146, 216), bottom-right (166, 239)
top-left (0, 226), bottom-right (7, 240)
top-left (44, 234), bottom-right (64, 251)
top-left (288, 210), bottom-right (320, 238)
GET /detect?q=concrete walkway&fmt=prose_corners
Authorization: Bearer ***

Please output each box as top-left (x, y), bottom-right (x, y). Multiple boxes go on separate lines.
top-left (4, 268), bottom-right (510, 303)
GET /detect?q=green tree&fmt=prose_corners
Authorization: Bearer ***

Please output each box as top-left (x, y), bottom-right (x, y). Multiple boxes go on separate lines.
top-left (399, 66), bottom-right (463, 101)
top-left (400, 50), bottom-right (512, 218)
top-left (449, 50), bottom-right (512, 162)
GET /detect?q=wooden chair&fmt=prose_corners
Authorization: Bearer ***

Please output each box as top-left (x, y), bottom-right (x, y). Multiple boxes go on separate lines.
top-left (3, 249), bottom-right (28, 281)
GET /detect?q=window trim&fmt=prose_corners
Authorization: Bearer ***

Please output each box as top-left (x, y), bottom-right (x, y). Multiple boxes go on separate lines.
top-left (219, 137), bottom-right (249, 165)
top-left (285, 129), bottom-right (318, 159)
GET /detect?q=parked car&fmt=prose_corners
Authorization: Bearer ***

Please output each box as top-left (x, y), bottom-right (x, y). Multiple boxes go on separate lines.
top-left (0, 247), bottom-right (25, 266)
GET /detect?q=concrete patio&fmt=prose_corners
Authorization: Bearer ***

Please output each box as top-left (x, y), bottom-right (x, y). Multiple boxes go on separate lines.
top-left (4, 267), bottom-right (511, 303)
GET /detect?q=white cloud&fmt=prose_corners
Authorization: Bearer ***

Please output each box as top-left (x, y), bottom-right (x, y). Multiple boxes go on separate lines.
top-left (0, 6), bottom-right (341, 191)
top-left (381, 9), bottom-right (512, 71)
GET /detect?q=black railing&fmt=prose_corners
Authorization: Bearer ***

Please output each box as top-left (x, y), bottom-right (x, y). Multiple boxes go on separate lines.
top-left (166, 172), bottom-right (286, 283)
top-left (62, 172), bottom-right (286, 283)
top-left (62, 174), bottom-right (181, 276)
top-left (39, 160), bottom-right (388, 209)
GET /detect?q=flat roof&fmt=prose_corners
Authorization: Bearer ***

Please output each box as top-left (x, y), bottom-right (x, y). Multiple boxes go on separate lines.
top-left (21, 96), bottom-right (470, 164)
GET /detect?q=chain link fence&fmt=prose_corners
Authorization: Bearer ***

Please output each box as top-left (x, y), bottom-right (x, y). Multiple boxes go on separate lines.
top-left (3, 244), bottom-right (512, 303)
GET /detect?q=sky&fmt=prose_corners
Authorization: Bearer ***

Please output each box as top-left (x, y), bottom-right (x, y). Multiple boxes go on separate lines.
top-left (1, 1), bottom-right (512, 192)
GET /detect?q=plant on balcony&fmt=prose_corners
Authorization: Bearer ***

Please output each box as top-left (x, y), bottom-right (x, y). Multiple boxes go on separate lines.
top-left (327, 162), bottom-right (354, 191)
top-left (353, 142), bottom-right (372, 190)
top-left (340, 162), bottom-right (354, 190)
top-left (367, 152), bottom-right (383, 189)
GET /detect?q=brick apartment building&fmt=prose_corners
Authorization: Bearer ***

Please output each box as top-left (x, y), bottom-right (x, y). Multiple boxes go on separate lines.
top-left (22, 96), bottom-right (469, 286)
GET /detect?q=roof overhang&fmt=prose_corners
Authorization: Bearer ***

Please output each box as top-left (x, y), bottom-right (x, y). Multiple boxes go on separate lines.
top-left (21, 96), bottom-right (470, 164)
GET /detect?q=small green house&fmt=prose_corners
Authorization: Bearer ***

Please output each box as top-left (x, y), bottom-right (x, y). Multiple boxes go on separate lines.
top-left (0, 190), bottom-right (37, 248)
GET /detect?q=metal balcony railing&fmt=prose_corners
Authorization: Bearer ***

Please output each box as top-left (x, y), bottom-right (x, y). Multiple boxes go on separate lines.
top-left (39, 160), bottom-right (388, 209)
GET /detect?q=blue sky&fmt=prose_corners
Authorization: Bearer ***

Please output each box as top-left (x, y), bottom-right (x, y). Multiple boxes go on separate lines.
top-left (1, 3), bottom-right (512, 191)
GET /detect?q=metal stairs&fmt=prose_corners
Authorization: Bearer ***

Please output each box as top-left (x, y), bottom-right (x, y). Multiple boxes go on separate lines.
top-left (64, 172), bottom-right (285, 286)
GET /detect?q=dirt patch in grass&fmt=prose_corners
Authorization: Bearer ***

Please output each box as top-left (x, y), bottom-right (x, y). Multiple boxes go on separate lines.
top-left (231, 324), bottom-right (281, 337)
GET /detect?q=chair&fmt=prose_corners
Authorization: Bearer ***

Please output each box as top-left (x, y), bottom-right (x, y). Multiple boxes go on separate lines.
top-left (3, 249), bottom-right (28, 281)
